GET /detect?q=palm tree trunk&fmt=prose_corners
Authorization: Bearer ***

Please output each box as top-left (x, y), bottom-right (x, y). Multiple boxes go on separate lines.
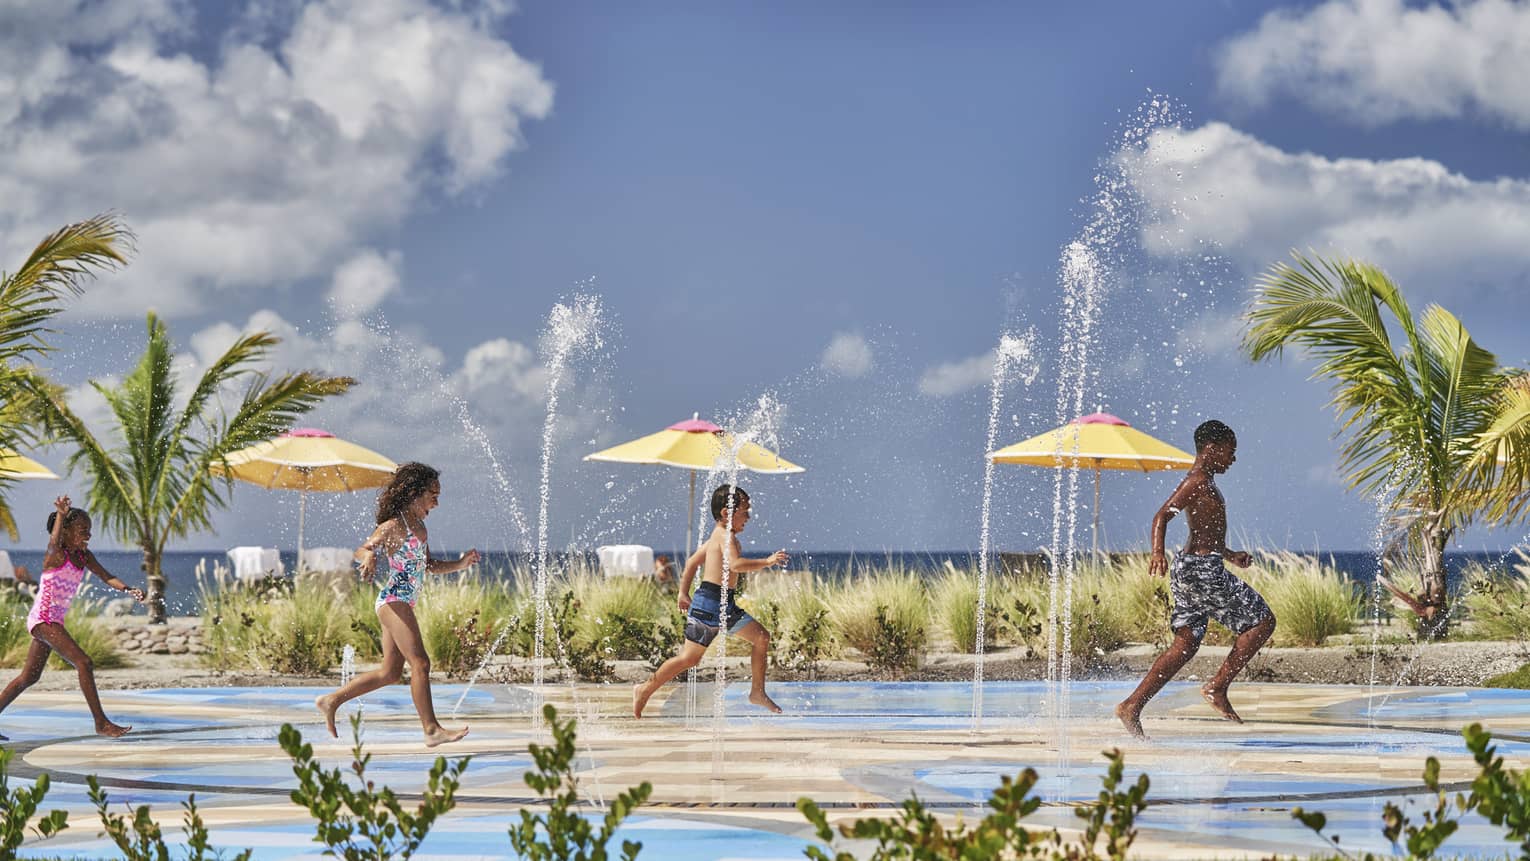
top-left (1417, 523), bottom-right (1451, 637)
top-left (142, 546), bottom-right (167, 624)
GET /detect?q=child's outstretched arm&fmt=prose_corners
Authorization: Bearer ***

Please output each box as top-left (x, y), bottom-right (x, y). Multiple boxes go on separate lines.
top-left (42, 495), bottom-right (70, 570)
top-left (79, 551), bottom-right (146, 603)
top-left (353, 522), bottom-right (397, 584)
top-left (676, 546), bottom-right (706, 611)
top-left (1149, 472), bottom-right (1204, 576)
top-left (425, 546), bottom-right (481, 575)
top-left (726, 536), bottom-right (788, 573)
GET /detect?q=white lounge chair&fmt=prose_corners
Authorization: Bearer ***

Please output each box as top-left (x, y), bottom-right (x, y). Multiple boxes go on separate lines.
top-left (596, 544), bottom-right (654, 579)
top-left (227, 546), bottom-right (283, 581)
top-left (299, 547), bottom-right (352, 573)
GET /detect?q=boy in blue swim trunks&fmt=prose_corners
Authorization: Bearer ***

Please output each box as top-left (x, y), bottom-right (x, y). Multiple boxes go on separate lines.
top-left (633, 484), bottom-right (787, 718)
top-left (1115, 420), bottom-right (1277, 739)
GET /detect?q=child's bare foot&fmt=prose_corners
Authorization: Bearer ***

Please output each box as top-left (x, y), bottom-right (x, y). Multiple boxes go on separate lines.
top-left (633, 683), bottom-right (654, 719)
top-left (1201, 685), bottom-right (1243, 723)
top-left (748, 691), bottom-right (783, 714)
top-left (1115, 701), bottom-right (1146, 739)
top-left (96, 721), bottom-right (131, 738)
top-left (423, 724), bottom-right (469, 747)
top-left (316, 694), bottom-right (339, 738)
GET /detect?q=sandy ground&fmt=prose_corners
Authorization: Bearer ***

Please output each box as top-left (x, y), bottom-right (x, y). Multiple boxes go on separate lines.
top-left (11, 636), bottom-right (1526, 693)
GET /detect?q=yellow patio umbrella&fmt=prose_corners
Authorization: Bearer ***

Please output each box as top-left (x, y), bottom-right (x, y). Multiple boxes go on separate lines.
top-left (212, 428), bottom-right (397, 561)
top-left (990, 412), bottom-right (1193, 553)
top-left (0, 449), bottom-right (59, 480)
top-left (584, 414), bottom-right (804, 552)
top-left (0, 448), bottom-right (59, 541)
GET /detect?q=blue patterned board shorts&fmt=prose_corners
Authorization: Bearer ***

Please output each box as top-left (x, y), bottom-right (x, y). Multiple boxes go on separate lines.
top-left (1169, 553), bottom-right (1272, 641)
top-left (685, 581), bottom-right (754, 647)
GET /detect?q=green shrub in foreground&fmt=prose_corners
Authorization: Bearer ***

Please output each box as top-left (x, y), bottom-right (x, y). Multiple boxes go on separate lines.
top-left (1, 747), bottom-right (69, 855)
top-left (89, 777), bottom-right (251, 861)
top-left (799, 746), bottom-right (1148, 860)
top-left (510, 703), bottom-right (653, 861)
top-left (281, 712), bottom-right (469, 860)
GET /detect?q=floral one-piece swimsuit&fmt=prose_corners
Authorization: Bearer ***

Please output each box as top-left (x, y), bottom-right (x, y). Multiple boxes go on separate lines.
top-left (374, 516), bottom-right (426, 608)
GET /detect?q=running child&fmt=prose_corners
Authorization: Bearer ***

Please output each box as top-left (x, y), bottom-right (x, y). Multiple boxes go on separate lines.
top-left (1115, 420), bottom-right (1276, 739)
top-left (633, 484), bottom-right (786, 718)
top-left (0, 495), bottom-right (145, 739)
top-left (315, 463), bottom-right (480, 747)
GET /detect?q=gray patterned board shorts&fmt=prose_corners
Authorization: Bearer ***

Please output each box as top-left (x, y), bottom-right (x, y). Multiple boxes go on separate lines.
top-left (1169, 553), bottom-right (1272, 641)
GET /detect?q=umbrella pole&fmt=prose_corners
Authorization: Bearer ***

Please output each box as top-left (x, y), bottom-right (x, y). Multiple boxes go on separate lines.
top-left (1092, 464), bottom-right (1101, 557)
top-left (298, 488), bottom-right (307, 573)
top-left (687, 470), bottom-right (696, 554)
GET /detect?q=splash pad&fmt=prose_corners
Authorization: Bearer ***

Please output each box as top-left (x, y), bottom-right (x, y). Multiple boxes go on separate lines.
top-left (10, 680), bottom-right (1530, 859)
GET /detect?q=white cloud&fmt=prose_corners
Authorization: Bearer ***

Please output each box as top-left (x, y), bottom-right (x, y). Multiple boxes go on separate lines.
top-left (1118, 121), bottom-right (1530, 298)
top-left (1175, 310), bottom-right (1245, 359)
top-left (0, 0), bottom-right (553, 317)
top-left (1217, 0), bottom-right (1530, 128)
top-left (328, 249), bottom-right (402, 317)
top-left (918, 351), bottom-right (997, 397)
top-left (819, 331), bottom-right (874, 378)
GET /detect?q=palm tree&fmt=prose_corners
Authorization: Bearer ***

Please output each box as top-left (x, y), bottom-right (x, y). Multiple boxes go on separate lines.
top-left (26, 312), bottom-right (355, 622)
top-left (1469, 373), bottom-right (1530, 527)
top-left (0, 215), bottom-right (132, 539)
top-left (1243, 253), bottom-right (1517, 634)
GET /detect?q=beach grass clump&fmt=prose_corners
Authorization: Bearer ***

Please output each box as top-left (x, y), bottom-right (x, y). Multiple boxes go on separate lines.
top-left (1003, 559), bottom-right (1160, 658)
top-left (933, 565), bottom-right (988, 654)
top-left (1483, 662), bottom-right (1530, 689)
top-left (1460, 552), bottom-right (1530, 642)
top-left (1247, 552), bottom-right (1361, 647)
top-left (824, 571), bottom-right (928, 671)
top-left (0, 591), bottom-right (34, 666)
top-left (199, 569), bottom-right (372, 673)
top-left (417, 573), bottom-right (520, 678)
top-left (567, 570), bottom-right (677, 666)
top-left (0, 589), bottom-right (127, 671)
top-left (745, 576), bottom-right (835, 673)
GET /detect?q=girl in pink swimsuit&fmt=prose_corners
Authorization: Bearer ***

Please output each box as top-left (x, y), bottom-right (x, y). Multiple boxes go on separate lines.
top-left (314, 463), bottom-right (480, 747)
top-left (0, 496), bottom-right (145, 739)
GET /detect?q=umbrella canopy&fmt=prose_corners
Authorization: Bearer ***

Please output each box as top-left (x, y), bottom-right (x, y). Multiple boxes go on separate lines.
top-left (0, 449), bottom-right (59, 480)
top-left (0, 448), bottom-right (59, 541)
top-left (990, 412), bottom-right (1193, 552)
top-left (585, 415), bottom-right (803, 551)
top-left (213, 428), bottom-right (397, 561)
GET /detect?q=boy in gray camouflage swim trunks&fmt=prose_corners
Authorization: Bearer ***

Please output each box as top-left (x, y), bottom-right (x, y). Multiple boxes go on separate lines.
top-left (1116, 420), bottom-right (1276, 739)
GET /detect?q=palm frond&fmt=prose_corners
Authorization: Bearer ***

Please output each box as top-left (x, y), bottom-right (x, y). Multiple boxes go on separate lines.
top-left (1468, 374), bottom-right (1530, 525)
top-left (0, 214), bottom-right (131, 363)
top-left (20, 373), bottom-right (141, 541)
top-left (0, 499), bottom-right (18, 543)
top-left (166, 369), bottom-right (356, 541)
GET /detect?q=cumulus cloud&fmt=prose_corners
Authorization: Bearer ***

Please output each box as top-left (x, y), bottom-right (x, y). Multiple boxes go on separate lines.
top-left (1117, 122), bottom-right (1530, 298)
top-left (0, 0), bottom-right (553, 317)
top-left (819, 331), bottom-right (874, 378)
top-left (328, 249), bottom-right (402, 317)
top-left (1217, 0), bottom-right (1530, 128)
top-left (918, 351), bottom-right (998, 397)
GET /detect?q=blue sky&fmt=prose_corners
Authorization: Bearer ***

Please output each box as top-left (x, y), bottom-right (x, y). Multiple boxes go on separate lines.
top-left (2, 0), bottom-right (1528, 557)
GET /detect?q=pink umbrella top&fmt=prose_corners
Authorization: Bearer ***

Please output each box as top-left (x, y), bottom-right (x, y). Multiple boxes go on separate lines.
top-left (667, 417), bottom-right (723, 434)
top-left (1072, 412), bottom-right (1129, 427)
top-left (282, 428), bottom-right (336, 438)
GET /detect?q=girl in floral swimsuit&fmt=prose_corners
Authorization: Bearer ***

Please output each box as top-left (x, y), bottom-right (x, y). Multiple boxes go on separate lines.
top-left (315, 463), bottom-right (480, 747)
top-left (0, 495), bottom-right (144, 739)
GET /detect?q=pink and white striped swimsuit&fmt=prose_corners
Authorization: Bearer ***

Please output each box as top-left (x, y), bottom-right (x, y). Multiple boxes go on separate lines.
top-left (27, 552), bottom-right (87, 631)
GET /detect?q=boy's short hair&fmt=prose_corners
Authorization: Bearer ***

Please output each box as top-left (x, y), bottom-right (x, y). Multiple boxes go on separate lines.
top-left (1194, 420), bottom-right (1236, 451)
top-left (710, 484), bottom-right (750, 521)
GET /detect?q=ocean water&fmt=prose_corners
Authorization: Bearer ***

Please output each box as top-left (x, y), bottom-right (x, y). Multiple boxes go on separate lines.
top-left (2, 548), bottom-right (1520, 617)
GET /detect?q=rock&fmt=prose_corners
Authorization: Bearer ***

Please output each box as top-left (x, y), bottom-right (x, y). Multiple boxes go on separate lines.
top-left (103, 598), bottom-right (136, 617)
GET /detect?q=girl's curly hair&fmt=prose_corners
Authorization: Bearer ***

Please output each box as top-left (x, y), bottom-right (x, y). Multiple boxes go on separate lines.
top-left (45, 507), bottom-right (89, 534)
top-left (376, 462), bottom-right (440, 525)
